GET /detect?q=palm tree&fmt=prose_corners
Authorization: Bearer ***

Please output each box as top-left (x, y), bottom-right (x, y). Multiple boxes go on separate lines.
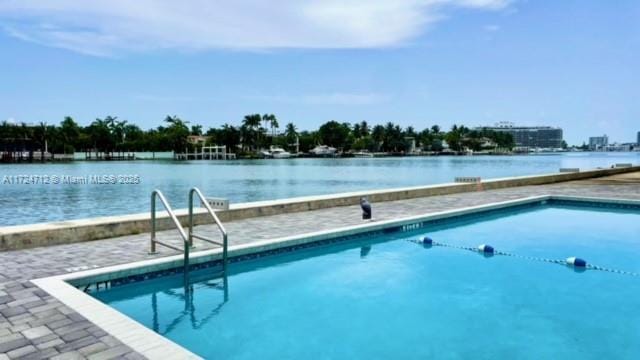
top-left (164, 115), bottom-right (190, 128)
top-left (405, 126), bottom-right (416, 137)
top-left (243, 114), bottom-right (261, 129)
top-left (353, 123), bottom-right (362, 138)
top-left (359, 121), bottom-right (370, 137)
top-left (89, 118), bottom-right (112, 153)
top-left (371, 125), bottom-right (385, 150)
top-left (445, 124), bottom-right (467, 152)
top-left (60, 116), bottom-right (80, 153)
top-left (113, 119), bottom-right (128, 147)
top-left (284, 122), bottom-right (298, 151)
top-left (269, 115), bottom-right (279, 137)
top-left (261, 114), bottom-right (270, 133)
top-left (164, 115), bottom-right (190, 153)
top-left (284, 123), bottom-right (297, 137)
top-left (219, 124), bottom-right (241, 151)
top-left (260, 114), bottom-right (278, 137)
top-left (190, 125), bottom-right (203, 136)
top-left (242, 114), bottom-right (262, 150)
top-left (33, 122), bottom-right (47, 161)
top-left (104, 116), bottom-right (117, 131)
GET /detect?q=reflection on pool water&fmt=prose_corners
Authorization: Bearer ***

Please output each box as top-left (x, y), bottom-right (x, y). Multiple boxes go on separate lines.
top-left (93, 201), bottom-right (640, 359)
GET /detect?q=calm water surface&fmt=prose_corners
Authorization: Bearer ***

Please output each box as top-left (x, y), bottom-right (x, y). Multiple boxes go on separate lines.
top-left (0, 152), bottom-right (637, 225)
top-left (94, 204), bottom-right (640, 359)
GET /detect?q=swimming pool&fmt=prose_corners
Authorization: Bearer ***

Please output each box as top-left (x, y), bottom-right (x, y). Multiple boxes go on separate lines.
top-left (58, 197), bottom-right (640, 359)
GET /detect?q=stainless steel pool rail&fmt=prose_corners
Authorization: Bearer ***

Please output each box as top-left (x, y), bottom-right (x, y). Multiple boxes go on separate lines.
top-left (149, 188), bottom-right (229, 280)
top-left (188, 187), bottom-right (228, 273)
top-left (149, 189), bottom-right (190, 275)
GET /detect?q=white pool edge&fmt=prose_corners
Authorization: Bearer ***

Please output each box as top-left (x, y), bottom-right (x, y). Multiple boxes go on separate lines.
top-left (30, 194), bottom-right (640, 359)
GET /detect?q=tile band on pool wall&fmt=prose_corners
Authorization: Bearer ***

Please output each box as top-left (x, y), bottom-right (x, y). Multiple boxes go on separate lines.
top-left (76, 197), bottom-right (640, 290)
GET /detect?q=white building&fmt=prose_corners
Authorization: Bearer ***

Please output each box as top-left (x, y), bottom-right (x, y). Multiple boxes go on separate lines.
top-left (588, 135), bottom-right (608, 151)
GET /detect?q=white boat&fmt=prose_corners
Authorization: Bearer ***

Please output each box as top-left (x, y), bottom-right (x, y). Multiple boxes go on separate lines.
top-left (270, 146), bottom-right (291, 159)
top-left (309, 145), bottom-right (337, 157)
top-left (262, 146), bottom-right (291, 159)
top-left (353, 150), bottom-right (374, 158)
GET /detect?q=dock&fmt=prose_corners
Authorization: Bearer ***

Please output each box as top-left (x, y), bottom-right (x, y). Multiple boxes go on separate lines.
top-left (174, 145), bottom-right (236, 160)
top-left (84, 151), bottom-right (136, 161)
top-left (0, 151), bottom-right (74, 162)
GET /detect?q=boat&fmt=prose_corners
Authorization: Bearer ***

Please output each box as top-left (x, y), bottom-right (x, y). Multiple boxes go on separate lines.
top-left (309, 145), bottom-right (337, 157)
top-left (353, 150), bottom-right (374, 158)
top-left (261, 146), bottom-right (291, 159)
top-left (270, 146), bottom-right (291, 159)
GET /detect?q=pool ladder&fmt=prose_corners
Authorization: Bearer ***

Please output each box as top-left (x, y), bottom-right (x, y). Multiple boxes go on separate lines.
top-left (149, 187), bottom-right (228, 279)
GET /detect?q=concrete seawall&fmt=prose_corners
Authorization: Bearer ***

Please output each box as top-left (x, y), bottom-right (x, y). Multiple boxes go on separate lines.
top-left (1, 165), bottom-right (639, 251)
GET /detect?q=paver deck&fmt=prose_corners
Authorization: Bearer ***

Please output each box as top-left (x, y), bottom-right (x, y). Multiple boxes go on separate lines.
top-left (1, 173), bottom-right (639, 359)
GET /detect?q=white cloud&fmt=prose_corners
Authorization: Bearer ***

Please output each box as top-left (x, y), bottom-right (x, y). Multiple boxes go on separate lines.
top-left (484, 24), bottom-right (501, 32)
top-left (0, 0), bottom-right (511, 56)
top-left (247, 92), bottom-right (389, 105)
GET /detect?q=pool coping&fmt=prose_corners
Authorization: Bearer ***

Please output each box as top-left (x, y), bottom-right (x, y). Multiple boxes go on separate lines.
top-left (30, 194), bottom-right (640, 359)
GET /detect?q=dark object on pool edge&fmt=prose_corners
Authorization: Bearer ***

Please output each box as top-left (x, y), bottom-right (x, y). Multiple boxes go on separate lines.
top-left (360, 197), bottom-right (372, 220)
top-left (566, 257), bottom-right (587, 268)
top-left (477, 244), bottom-right (494, 254)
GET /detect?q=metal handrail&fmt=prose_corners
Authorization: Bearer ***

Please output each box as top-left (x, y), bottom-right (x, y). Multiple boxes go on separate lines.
top-left (188, 187), bottom-right (228, 273)
top-left (150, 190), bottom-right (190, 277)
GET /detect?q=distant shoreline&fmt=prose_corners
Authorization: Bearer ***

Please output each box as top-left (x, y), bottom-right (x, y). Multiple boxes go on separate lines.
top-left (2, 150), bottom-right (639, 164)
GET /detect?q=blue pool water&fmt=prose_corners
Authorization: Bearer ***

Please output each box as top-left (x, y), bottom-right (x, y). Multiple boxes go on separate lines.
top-left (93, 201), bottom-right (640, 359)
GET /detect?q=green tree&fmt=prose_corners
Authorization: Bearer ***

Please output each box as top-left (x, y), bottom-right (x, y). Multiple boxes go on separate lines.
top-left (219, 124), bottom-right (241, 151)
top-left (371, 125), bottom-right (385, 151)
top-left (31, 122), bottom-right (50, 161)
top-left (164, 115), bottom-right (190, 153)
top-left (190, 125), bottom-right (203, 136)
top-left (418, 128), bottom-right (433, 151)
top-left (298, 131), bottom-right (321, 153)
top-left (359, 121), bottom-right (370, 137)
top-left (381, 122), bottom-right (406, 152)
top-left (444, 124), bottom-right (469, 152)
top-left (88, 118), bottom-right (114, 152)
top-left (59, 116), bottom-right (80, 153)
top-left (123, 124), bottom-right (144, 150)
top-left (318, 121), bottom-right (351, 150)
top-left (284, 123), bottom-right (298, 151)
top-left (241, 114), bottom-right (262, 151)
top-left (262, 114), bottom-right (279, 137)
top-left (404, 126), bottom-right (416, 138)
top-left (112, 119), bottom-right (128, 149)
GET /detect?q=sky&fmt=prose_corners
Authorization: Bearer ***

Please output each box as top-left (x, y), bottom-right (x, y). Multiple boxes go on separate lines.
top-left (0, 0), bottom-right (638, 145)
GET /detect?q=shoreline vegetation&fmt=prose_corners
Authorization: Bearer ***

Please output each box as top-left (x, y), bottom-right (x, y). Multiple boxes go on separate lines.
top-left (3, 113), bottom-right (526, 162)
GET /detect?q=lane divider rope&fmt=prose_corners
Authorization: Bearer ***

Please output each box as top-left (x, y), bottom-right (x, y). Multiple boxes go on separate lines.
top-left (408, 238), bottom-right (639, 277)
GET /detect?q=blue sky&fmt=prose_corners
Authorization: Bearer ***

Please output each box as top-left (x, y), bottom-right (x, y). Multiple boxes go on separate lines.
top-left (0, 0), bottom-right (638, 145)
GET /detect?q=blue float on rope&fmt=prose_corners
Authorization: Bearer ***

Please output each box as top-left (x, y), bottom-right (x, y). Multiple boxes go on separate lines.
top-left (566, 257), bottom-right (587, 268)
top-left (478, 244), bottom-right (494, 254)
top-left (421, 236), bottom-right (433, 245)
